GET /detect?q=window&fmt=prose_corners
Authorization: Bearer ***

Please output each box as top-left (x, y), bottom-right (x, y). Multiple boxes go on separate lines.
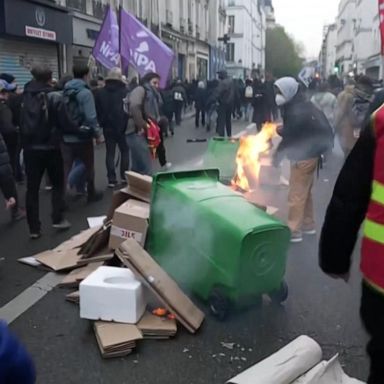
top-left (226, 43), bottom-right (235, 62)
top-left (66, 0), bottom-right (87, 12)
top-left (93, 0), bottom-right (107, 19)
top-left (228, 15), bottom-right (235, 34)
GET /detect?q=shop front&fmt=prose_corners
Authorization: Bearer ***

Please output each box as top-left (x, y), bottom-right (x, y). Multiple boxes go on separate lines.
top-left (0, 0), bottom-right (72, 86)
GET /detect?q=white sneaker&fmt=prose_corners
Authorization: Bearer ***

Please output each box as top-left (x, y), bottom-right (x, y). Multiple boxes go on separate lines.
top-left (161, 162), bottom-right (172, 171)
top-left (303, 229), bottom-right (317, 235)
top-left (291, 232), bottom-right (303, 243)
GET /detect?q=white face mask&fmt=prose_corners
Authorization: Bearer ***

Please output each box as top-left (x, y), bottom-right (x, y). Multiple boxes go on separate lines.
top-left (275, 94), bottom-right (286, 106)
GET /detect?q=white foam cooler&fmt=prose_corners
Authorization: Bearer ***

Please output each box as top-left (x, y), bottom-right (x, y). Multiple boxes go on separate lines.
top-left (80, 266), bottom-right (147, 324)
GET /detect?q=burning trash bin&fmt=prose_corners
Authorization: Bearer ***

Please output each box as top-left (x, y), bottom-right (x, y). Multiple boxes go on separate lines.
top-left (146, 169), bottom-right (290, 319)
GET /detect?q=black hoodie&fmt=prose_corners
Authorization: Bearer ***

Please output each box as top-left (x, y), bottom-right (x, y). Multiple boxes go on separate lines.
top-left (95, 79), bottom-right (128, 137)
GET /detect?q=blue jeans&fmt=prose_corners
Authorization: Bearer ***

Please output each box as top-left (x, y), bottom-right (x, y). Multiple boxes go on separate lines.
top-left (126, 133), bottom-right (153, 176)
top-left (68, 159), bottom-right (86, 194)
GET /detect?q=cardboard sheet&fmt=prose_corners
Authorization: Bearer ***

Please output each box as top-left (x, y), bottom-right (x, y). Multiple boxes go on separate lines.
top-left (94, 321), bottom-right (143, 358)
top-left (54, 227), bottom-right (101, 252)
top-left (124, 171), bottom-right (152, 203)
top-left (35, 249), bottom-right (82, 272)
top-left (116, 239), bottom-right (205, 334)
top-left (137, 312), bottom-right (177, 338)
top-left (79, 224), bottom-right (111, 259)
top-left (87, 216), bottom-right (107, 228)
top-left (18, 256), bottom-right (42, 267)
top-left (59, 262), bottom-right (104, 288)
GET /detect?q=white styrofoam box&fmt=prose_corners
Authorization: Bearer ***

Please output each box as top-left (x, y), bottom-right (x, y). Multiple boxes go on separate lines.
top-left (80, 266), bottom-right (147, 324)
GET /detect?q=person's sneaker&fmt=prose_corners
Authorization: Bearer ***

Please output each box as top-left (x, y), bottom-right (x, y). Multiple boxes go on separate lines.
top-left (161, 162), bottom-right (172, 171)
top-left (303, 228), bottom-right (317, 235)
top-left (45, 185), bottom-right (53, 191)
top-left (87, 191), bottom-right (104, 203)
top-left (52, 219), bottom-right (71, 230)
top-left (11, 208), bottom-right (26, 221)
top-left (30, 232), bottom-right (42, 240)
top-left (291, 232), bottom-right (303, 243)
top-left (107, 182), bottom-right (118, 189)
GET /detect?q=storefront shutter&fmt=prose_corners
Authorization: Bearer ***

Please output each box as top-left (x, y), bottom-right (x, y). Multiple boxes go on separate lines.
top-left (0, 38), bottom-right (59, 87)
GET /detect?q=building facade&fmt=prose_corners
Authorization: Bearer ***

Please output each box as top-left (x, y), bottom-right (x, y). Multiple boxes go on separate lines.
top-left (0, 0), bottom-right (230, 84)
top-left (225, 0), bottom-right (266, 79)
top-left (320, 23), bottom-right (337, 78)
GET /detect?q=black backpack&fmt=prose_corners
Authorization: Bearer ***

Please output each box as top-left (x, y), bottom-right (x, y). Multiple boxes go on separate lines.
top-left (308, 102), bottom-right (334, 155)
top-left (20, 91), bottom-right (51, 143)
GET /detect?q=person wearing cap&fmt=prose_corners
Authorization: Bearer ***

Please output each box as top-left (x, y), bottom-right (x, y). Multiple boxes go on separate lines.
top-left (95, 67), bottom-right (129, 188)
top-left (216, 70), bottom-right (235, 137)
top-left (0, 79), bottom-right (25, 221)
top-left (273, 77), bottom-right (331, 243)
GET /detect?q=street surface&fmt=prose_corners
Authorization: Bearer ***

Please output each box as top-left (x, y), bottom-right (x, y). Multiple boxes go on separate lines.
top-left (0, 116), bottom-right (369, 383)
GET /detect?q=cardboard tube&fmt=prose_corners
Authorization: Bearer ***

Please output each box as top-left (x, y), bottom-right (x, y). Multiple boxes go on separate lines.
top-left (227, 336), bottom-right (322, 384)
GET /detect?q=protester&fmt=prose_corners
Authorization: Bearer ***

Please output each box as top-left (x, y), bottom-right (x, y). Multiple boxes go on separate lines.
top-left (273, 77), bottom-right (333, 243)
top-left (252, 76), bottom-right (267, 131)
top-left (0, 321), bottom-right (36, 384)
top-left (216, 70), bottom-right (235, 137)
top-left (95, 67), bottom-right (129, 188)
top-left (194, 81), bottom-right (207, 129)
top-left (0, 130), bottom-right (24, 221)
top-left (20, 66), bottom-right (70, 238)
top-left (311, 82), bottom-right (337, 129)
top-left (233, 78), bottom-right (244, 119)
top-left (319, 110), bottom-right (383, 384)
top-left (205, 79), bottom-right (219, 132)
top-left (334, 79), bottom-right (357, 158)
top-left (160, 83), bottom-right (176, 136)
top-left (172, 80), bottom-right (187, 126)
top-left (61, 64), bottom-right (104, 203)
top-left (243, 78), bottom-right (254, 122)
top-left (126, 72), bottom-right (169, 175)
top-left (351, 75), bottom-right (374, 130)
top-left (264, 72), bottom-right (278, 122)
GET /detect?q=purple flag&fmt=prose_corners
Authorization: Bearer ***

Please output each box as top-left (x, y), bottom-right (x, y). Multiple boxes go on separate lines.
top-left (120, 9), bottom-right (174, 88)
top-left (92, 6), bottom-right (120, 69)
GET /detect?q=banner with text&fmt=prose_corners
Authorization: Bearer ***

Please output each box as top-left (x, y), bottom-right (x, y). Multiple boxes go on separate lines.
top-left (120, 9), bottom-right (174, 88)
top-left (92, 6), bottom-right (120, 69)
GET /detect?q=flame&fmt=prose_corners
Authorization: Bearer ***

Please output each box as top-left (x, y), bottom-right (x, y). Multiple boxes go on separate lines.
top-left (232, 122), bottom-right (278, 191)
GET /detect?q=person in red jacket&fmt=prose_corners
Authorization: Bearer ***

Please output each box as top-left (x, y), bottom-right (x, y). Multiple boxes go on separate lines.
top-left (319, 105), bottom-right (384, 383)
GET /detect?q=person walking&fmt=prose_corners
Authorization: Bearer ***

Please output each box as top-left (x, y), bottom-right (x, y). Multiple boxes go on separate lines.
top-left (264, 72), bottom-right (278, 122)
top-left (319, 107), bottom-right (384, 384)
top-left (243, 78), bottom-right (254, 122)
top-left (172, 80), bottom-right (187, 126)
top-left (216, 70), bottom-right (235, 137)
top-left (61, 64), bottom-right (104, 203)
top-left (252, 76), bottom-right (267, 131)
top-left (273, 77), bottom-right (333, 243)
top-left (311, 82), bottom-right (337, 129)
top-left (20, 66), bottom-right (70, 239)
top-left (194, 81), bottom-right (207, 129)
top-left (160, 83), bottom-right (176, 136)
top-left (95, 68), bottom-right (129, 188)
top-left (205, 79), bottom-right (219, 132)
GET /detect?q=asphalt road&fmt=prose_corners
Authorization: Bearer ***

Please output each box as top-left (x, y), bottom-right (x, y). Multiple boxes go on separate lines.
top-left (0, 116), bottom-right (369, 383)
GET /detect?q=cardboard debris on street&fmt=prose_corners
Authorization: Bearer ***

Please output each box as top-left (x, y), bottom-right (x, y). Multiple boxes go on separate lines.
top-left (17, 171), bottom-right (205, 360)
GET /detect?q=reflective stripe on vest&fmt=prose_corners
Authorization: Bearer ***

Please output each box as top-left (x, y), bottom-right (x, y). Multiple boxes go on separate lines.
top-left (361, 104), bottom-right (384, 290)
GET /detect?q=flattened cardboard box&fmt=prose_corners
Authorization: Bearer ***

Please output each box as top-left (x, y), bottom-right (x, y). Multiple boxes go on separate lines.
top-left (137, 311), bottom-right (177, 339)
top-left (109, 199), bottom-right (150, 250)
top-left (35, 249), bottom-right (82, 272)
top-left (59, 262), bottom-right (104, 288)
top-left (79, 224), bottom-right (111, 259)
top-left (116, 239), bottom-right (205, 334)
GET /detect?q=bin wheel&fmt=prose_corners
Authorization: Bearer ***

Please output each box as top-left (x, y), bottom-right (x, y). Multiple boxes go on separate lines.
top-left (269, 281), bottom-right (289, 304)
top-left (209, 289), bottom-right (230, 320)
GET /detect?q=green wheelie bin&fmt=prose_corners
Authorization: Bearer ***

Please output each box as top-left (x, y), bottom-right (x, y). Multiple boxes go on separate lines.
top-left (146, 169), bottom-right (291, 319)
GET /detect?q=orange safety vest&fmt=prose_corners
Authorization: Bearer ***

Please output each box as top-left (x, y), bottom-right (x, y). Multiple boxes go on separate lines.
top-left (361, 104), bottom-right (384, 292)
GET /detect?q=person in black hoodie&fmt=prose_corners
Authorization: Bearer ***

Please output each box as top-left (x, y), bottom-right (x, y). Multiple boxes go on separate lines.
top-left (273, 76), bottom-right (332, 243)
top-left (20, 66), bottom-right (70, 239)
top-left (95, 68), bottom-right (129, 188)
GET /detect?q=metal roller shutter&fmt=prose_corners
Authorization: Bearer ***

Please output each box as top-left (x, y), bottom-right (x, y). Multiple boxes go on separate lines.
top-left (0, 38), bottom-right (59, 87)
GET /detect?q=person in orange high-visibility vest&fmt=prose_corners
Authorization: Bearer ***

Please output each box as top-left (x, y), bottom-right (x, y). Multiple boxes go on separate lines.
top-left (320, 103), bottom-right (384, 384)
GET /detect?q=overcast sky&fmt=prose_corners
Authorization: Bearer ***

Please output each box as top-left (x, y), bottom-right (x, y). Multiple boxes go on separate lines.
top-left (273, 0), bottom-right (339, 59)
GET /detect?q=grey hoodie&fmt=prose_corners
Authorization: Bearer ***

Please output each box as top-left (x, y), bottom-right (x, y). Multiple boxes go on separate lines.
top-left (63, 79), bottom-right (101, 143)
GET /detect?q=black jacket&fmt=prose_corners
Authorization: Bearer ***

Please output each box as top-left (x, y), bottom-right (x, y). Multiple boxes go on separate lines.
top-left (319, 126), bottom-right (375, 275)
top-left (95, 80), bottom-right (128, 137)
top-left (217, 78), bottom-right (235, 107)
top-left (21, 80), bottom-right (58, 150)
top-left (0, 100), bottom-right (17, 137)
top-left (0, 132), bottom-right (14, 199)
top-left (194, 88), bottom-right (207, 110)
top-left (275, 93), bottom-right (330, 162)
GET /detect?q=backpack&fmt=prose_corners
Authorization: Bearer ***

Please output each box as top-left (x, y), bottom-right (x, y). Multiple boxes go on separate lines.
top-left (352, 94), bottom-right (371, 128)
top-left (55, 91), bottom-right (92, 139)
top-left (309, 102), bottom-right (334, 155)
top-left (20, 91), bottom-right (51, 143)
top-left (245, 85), bottom-right (254, 99)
